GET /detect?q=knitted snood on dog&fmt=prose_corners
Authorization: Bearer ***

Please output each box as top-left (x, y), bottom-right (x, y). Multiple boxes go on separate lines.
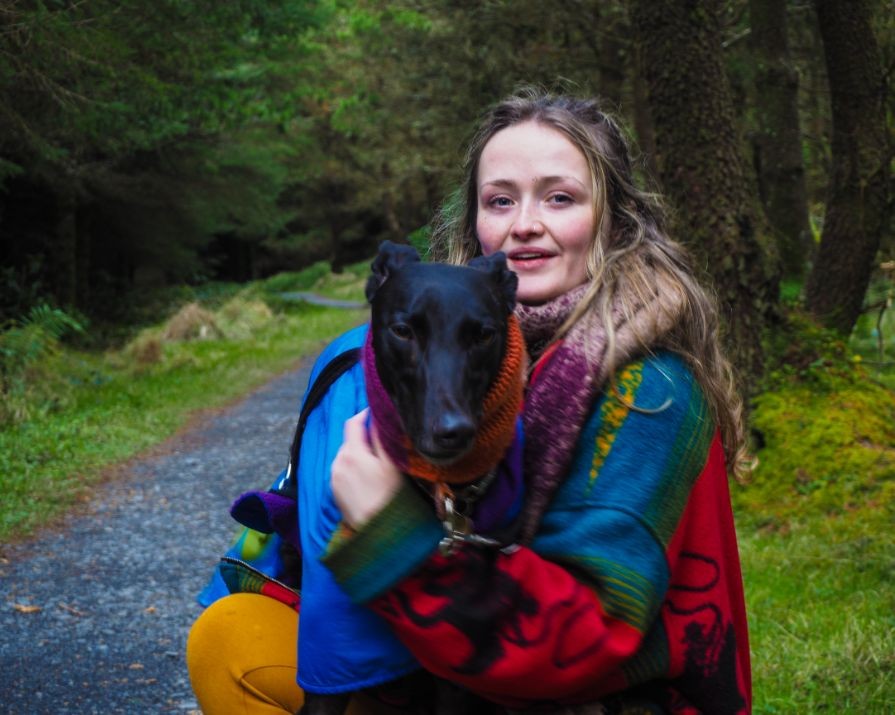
top-left (362, 315), bottom-right (525, 486)
top-left (515, 280), bottom-right (685, 543)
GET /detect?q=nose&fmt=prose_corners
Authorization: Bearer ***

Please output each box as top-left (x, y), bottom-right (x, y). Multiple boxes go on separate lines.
top-left (511, 201), bottom-right (544, 240)
top-left (430, 412), bottom-right (476, 457)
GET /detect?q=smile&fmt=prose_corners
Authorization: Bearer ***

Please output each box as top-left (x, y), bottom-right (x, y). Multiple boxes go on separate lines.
top-left (508, 248), bottom-right (554, 260)
top-left (507, 249), bottom-right (555, 269)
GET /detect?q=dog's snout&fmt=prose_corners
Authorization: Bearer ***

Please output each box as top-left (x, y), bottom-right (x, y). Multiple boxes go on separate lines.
top-left (431, 413), bottom-right (476, 455)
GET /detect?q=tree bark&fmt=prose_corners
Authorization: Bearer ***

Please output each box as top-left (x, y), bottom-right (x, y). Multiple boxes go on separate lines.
top-left (597, 7), bottom-right (626, 110)
top-left (50, 190), bottom-right (78, 309)
top-left (632, 40), bottom-right (660, 181)
top-left (748, 0), bottom-right (813, 278)
top-left (804, 0), bottom-right (891, 334)
top-left (630, 0), bottom-right (780, 393)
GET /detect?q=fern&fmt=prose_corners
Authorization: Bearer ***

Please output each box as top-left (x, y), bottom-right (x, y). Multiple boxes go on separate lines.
top-left (0, 306), bottom-right (85, 416)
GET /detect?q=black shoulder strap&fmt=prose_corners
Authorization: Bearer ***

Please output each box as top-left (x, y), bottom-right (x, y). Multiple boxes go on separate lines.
top-left (278, 347), bottom-right (361, 499)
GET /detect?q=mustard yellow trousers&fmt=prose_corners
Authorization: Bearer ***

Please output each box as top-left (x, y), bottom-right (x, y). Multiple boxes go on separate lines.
top-left (186, 593), bottom-right (405, 715)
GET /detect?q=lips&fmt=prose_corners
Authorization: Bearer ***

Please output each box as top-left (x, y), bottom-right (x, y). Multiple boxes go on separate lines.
top-left (507, 247), bottom-right (555, 268)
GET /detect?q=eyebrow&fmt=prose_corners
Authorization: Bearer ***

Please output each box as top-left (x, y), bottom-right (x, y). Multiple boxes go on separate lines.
top-left (479, 175), bottom-right (589, 191)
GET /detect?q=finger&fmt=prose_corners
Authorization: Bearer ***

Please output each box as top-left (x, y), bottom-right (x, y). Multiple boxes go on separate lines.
top-left (342, 408), bottom-right (369, 444)
top-left (368, 418), bottom-right (384, 456)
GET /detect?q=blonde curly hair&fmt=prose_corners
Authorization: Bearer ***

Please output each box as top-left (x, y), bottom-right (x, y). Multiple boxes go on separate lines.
top-left (429, 89), bottom-right (750, 479)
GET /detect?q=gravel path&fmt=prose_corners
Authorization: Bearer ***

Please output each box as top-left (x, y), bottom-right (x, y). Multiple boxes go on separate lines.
top-left (0, 359), bottom-right (315, 714)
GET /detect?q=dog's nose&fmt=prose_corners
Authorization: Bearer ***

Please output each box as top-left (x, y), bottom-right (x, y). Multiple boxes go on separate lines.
top-left (431, 414), bottom-right (476, 454)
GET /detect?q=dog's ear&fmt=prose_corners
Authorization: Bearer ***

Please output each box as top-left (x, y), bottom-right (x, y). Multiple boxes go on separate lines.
top-left (366, 241), bottom-right (421, 302)
top-left (468, 252), bottom-right (518, 314)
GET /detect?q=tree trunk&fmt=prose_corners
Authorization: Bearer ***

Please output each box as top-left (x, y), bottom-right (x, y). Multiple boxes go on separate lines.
top-left (632, 41), bottom-right (660, 181)
top-left (804, 0), bottom-right (891, 334)
top-left (51, 191), bottom-right (78, 308)
top-left (75, 205), bottom-right (92, 309)
top-left (598, 9), bottom-right (626, 110)
top-left (630, 0), bottom-right (780, 394)
top-left (748, 0), bottom-right (813, 278)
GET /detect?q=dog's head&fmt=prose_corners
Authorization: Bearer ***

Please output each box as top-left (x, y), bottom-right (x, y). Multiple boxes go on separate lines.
top-left (366, 241), bottom-right (517, 464)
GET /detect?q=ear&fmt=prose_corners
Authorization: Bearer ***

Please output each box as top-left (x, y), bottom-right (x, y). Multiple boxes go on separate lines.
top-left (365, 240), bottom-right (421, 303)
top-left (468, 251), bottom-right (518, 314)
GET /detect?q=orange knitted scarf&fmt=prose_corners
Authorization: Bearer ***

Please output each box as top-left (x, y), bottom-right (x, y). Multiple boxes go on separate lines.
top-left (363, 315), bottom-right (526, 486)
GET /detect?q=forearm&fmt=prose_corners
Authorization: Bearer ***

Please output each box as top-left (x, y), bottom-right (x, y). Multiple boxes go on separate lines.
top-left (370, 544), bottom-right (642, 705)
top-left (323, 482), bottom-right (644, 706)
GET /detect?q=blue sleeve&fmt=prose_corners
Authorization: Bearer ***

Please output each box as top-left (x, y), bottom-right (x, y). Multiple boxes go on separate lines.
top-left (296, 324), bottom-right (420, 694)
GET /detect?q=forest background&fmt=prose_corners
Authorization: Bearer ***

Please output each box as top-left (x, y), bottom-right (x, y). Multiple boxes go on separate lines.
top-left (1, 0), bottom-right (894, 712)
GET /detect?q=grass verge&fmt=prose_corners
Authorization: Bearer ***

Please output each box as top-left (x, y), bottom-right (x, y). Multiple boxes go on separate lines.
top-left (0, 263), bottom-right (368, 541)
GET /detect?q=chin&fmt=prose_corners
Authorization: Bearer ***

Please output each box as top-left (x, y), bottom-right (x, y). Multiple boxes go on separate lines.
top-left (517, 277), bottom-right (588, 305)
top-left (517, 284), bottom-right (562, 305)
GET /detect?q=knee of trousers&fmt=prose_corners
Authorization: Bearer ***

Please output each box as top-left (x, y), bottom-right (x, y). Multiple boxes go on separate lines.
top-left (186, 593), bottom-right (301, 712)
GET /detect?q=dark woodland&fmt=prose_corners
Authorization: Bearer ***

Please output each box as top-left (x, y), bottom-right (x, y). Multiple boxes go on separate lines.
top-left (1, 0), bottom-right (893, 387)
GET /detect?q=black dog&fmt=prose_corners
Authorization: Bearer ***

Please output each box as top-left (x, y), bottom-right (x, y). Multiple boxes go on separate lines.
top-left (300, 241), bottom-right (517, 715)
top-left (365, 241), bottom-right (518, 465)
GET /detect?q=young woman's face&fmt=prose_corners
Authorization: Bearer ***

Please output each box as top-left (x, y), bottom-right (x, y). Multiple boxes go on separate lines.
top-left (476, 121), bottom-right (596, 305)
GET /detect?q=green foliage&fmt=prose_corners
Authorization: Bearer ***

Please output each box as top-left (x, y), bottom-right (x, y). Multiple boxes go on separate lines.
top-left (0, 0), bottom-right (327, 165)
top-left (0, 305), bottom-right (84, 372)
top-left (0, 0), bottom-right (331, 318)
top-left (0, 273), bottom-right (365, 539)
top-left (0, 305), bottom-right (85, 424)
top-left (257, 257), bottom-right (369, 300)
top-left (259, 261), bottom-right (334, 293)
top-left (736, 310), bottom-right (895, 526)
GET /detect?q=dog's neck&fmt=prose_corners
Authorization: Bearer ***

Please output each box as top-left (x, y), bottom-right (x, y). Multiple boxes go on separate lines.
top-left (362, 316), bottom-right (525, 487)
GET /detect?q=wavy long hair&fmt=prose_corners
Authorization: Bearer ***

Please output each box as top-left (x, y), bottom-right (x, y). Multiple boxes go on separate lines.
top-left (429, 89), bottom-right (749, 478)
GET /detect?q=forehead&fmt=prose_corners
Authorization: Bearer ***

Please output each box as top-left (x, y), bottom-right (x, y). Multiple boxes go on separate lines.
top-left (477, 121), bottom-right (590, 183)
top-left (386, 263), bottom-right (498, 312)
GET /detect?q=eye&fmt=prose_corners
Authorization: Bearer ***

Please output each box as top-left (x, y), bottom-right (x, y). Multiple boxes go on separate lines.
top-left (548, 193), bottom-right (573, 205)
top-left (488, 196), bottom-right (513, 208)
top-left (476, 326), bottom-right (497, 346)
top-left (389, 323), bottom-right (413, 341)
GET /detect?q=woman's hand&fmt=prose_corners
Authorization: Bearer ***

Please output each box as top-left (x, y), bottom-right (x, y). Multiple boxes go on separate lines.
top-left (330, 409), bottom-right (403, 529)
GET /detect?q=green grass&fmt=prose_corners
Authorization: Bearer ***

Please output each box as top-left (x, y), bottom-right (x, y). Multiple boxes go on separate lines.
top-left (735, 306), bottom-right (895, 712)
top-left (257, 259), bottom-right (372, 301)
top-left (738, 516), bottom-right (895, 713)
top-left (0, 265), bottom-right (368, 541)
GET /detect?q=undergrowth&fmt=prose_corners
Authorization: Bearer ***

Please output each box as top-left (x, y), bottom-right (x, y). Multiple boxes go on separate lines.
top-left (733, 305), bottom-right (895, 712)
top-left (737, 310), bottom-right (895, 527)
top-left (0, 260), bottom-right (368, 540)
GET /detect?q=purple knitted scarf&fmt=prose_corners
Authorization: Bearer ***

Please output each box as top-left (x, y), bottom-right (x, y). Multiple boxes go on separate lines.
top-left (515, 282), bottom-right (683, 543)
top-left (361, 319), bottom-right (525, 486)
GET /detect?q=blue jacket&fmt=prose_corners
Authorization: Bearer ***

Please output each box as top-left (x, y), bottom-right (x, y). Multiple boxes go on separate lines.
top-left (293, 325), bottom-right (420, 693)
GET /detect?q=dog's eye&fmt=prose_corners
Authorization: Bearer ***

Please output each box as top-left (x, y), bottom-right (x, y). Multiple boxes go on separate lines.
top-left (476, 326), bottom-right (496, 346)
top-left (389, 323), bottom-right (413, 341)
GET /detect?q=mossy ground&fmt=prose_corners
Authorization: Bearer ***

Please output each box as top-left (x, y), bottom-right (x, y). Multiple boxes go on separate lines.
top-left (736, 310), bottom-right (895, 527)
top-left (732, 307), bottom-right (895, 712)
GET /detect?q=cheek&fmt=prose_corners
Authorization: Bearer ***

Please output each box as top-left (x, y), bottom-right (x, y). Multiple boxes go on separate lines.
top-left (476, 216), bottom-right (503, 256)
top-left (563, 215), bottom-right (596, 258)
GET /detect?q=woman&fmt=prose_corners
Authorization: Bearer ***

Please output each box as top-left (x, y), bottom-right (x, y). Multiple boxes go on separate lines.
top-left (188, 90), bottom-right (752, 714)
